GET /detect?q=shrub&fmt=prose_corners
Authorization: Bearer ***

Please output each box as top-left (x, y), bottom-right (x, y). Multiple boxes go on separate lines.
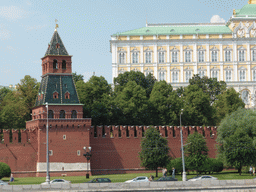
top-left (167, 158), bottom-right (188, 175)
top-left (0, 162), bottom-right (11, 179)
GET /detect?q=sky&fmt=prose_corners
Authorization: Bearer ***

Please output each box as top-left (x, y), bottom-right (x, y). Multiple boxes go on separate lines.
top-left (0, 0), bottom-right (249, 86)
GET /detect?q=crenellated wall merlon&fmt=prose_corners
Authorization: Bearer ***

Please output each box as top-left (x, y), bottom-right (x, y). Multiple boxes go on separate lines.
top-left (1, 129), bottom-right (28, 144)
top-left (90, 125), bottom-right (218, 139)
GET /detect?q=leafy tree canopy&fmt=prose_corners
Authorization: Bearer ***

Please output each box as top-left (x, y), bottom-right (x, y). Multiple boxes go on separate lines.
top-left (149, 81), bottom-right (180, 125)
top-left (114, 71), bottom-right (156, 97)
top-left (72, 72), bottom-right (84, 84)
top-left (139, 126), bottom-right (170, 177)
top-left (213, 88), bottom-right (245, 125)
top-left (184, 132), bottom-right (208, 174)
top-left (217, 108), bottom-right (256, 175)
top-left (114, 81), bottom-right (148, 125)
top-left (189, 74), bottom-right (226, 103)
top-left (182, 84), bottom-right (214, 126)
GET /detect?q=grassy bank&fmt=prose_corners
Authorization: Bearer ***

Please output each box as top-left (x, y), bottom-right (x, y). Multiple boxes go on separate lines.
top-left (1, 170), bottom-right (255, 185)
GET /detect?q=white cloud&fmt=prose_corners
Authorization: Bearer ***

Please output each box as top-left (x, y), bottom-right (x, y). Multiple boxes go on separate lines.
top-left (0, 24), bottom-right (11, 40)
top-left (0, 6), bottom-right (28, 20)
top-left (210, 15), bottom-right (225, 23)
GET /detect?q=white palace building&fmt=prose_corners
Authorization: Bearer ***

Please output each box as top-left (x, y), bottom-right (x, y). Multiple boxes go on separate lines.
top-left (110, 1), bottom-right (256, 107)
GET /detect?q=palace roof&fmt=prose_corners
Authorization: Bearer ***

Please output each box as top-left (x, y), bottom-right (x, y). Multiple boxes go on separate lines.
top-left (45, 30), bottom-right (69, 56)
top-left (235, 4), bottom-right (256, 16)
top-left (113, 24), bottom-right (232, 36)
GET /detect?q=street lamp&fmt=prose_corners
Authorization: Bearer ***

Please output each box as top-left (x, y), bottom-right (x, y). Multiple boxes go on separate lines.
top-left (83, 146), bottom-right (92, 179)
top-left (180, 108), bottom-right (187, 181)
top-left (45, 102), bottom-right (50, 184)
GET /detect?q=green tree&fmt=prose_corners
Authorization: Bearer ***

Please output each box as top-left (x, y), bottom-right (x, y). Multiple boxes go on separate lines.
top-left (189, 74), bottom-right (226, 103)
top-left (0, 75), bottom-right (39, 129)
top-left (72, 72), bottom-right (84, 84)
top-left (114, 81), bottom-right (148, 125)
top-left (114, 71), bottom-right (156, 97)
top-left (217, 108), bottom-right (256, 175)
top-left (184, 132), bottom-right (209, 174)
top-left (182, 84), bottom-right (214, 126)
top-left (0, 162), bottom-right (11, 179)
top-left (76, 75), bottom-right (111, 125)
top-left (149, 81), bottom-right (180, 125)
top-left (139, 126), bottom-right (170, 177)
top-left (0, 87), bottom-right (12, 105)
top-left (213, 88), bottom-right (245, 125)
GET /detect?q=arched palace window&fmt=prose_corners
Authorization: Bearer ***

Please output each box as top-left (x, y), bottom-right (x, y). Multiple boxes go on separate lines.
top-left (59, 110), bottom-right (65, 119)
top-left (71, 110), bottom-right (77, 118)
top-left (48, 110), bottom-right (54, 118)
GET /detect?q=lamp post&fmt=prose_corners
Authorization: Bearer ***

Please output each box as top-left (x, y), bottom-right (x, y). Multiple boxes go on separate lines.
top-left (83, 146), bottom-right (92, 179)
top-left (180, 108), bottom-right (187, 181)
top-left (45, 102), bottom-right (50, 184)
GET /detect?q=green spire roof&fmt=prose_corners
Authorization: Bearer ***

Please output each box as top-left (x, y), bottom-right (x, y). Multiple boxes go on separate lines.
top-left (113, 25), bottom-right (232, 36)
top-left (45, 30), bottom-right (69, 56)
top-left (35, 75), bottom-right (80, 106)
top-left (235, 4), bottom-right (256, 16)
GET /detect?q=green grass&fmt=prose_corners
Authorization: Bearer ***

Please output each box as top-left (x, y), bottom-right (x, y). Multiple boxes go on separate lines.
top-left (1, 170), bottom-right (255, 185)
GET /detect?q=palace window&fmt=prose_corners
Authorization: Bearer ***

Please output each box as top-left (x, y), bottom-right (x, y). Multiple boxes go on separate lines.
top-left (144, 48), bottom-right (152, 63)
top-left (119, 53), bottom-right (125, 63)
top-left (118, 48), bottom-right (126, 64)
top-left (171, 68), bottom-right (179, 83)
top-left (225, 51), bottom-right (231, 62)
top-left (224, 46), bottom-right (232, 62)
top-left (225, 67), bottom-right (232, 82)
top-left (198, 51), bottom-right (205, 62)
top-left (241, 90), bottom-right (249, 105)
top-left (158, 52), bottom-right (165, 63)
top-left (253, 67), bottom-right (256, 81)
top-left (144, 68), bottom-right (153, 76)
top-left (132, 52), bottom-right (139, 63)
top-left (172, 52), bottom-right (178, 63)
top-left (158, 68), bottom-right (166, 81)
top-left (211, 67), bottom-right (219, 80)
top-left (239, 50), bottom-right (245, 62)
top-left (198, 67), bottom-right (206, 78)
top-left (239, 67), bottom-right (246, 81)
top-left (185, 67), bottom-right (193, 82)
top-left (171, 47), bottom-right (179, 63)
top-left (158, 48), bottom-right (166, 63)
top-left (185, 51), bottom-right (191, 62)
top-left (211, 51), bottom-right (218, 62)
top-left (252, 50), bottom-right (256, 61)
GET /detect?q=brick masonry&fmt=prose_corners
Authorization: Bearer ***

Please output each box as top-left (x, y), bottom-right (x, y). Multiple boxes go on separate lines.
top-left (0, 124), bottom-right (217, 177)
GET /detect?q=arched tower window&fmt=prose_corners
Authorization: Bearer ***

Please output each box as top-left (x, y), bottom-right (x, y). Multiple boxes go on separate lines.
top-left (71, 110), bottom-right (77, 118)
top-left (59, 110), bottom-right (65, 119)
top-left (48, 110), bottom-right (54, 118)
top-left (64, 91), bottom-right (70, 99)
top-left (53, 91), bottom-right (59, 99)
top-left (53, 59), bottom-right (58, 69)
top-left (62, 60), bottom-right (66, 69)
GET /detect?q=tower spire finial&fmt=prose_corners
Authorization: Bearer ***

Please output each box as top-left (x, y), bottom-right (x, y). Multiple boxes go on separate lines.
top-left (55, 19), bottom-right (59, 31)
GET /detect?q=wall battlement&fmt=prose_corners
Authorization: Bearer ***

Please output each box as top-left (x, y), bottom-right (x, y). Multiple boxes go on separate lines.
top-left (90, 125), bottom-right (217, 140)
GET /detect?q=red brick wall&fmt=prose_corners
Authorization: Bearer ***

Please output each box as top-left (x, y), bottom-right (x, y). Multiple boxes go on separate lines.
top-left (90, 125), bottom-right (217, 175)
top-left (0, 124), bottom-right (217, 177)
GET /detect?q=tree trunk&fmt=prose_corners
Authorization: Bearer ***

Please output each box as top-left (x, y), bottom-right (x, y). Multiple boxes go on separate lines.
top-left (238, 166), bottom-right (242, 176)
top-left (155, 167), bottom-right (158, 177)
